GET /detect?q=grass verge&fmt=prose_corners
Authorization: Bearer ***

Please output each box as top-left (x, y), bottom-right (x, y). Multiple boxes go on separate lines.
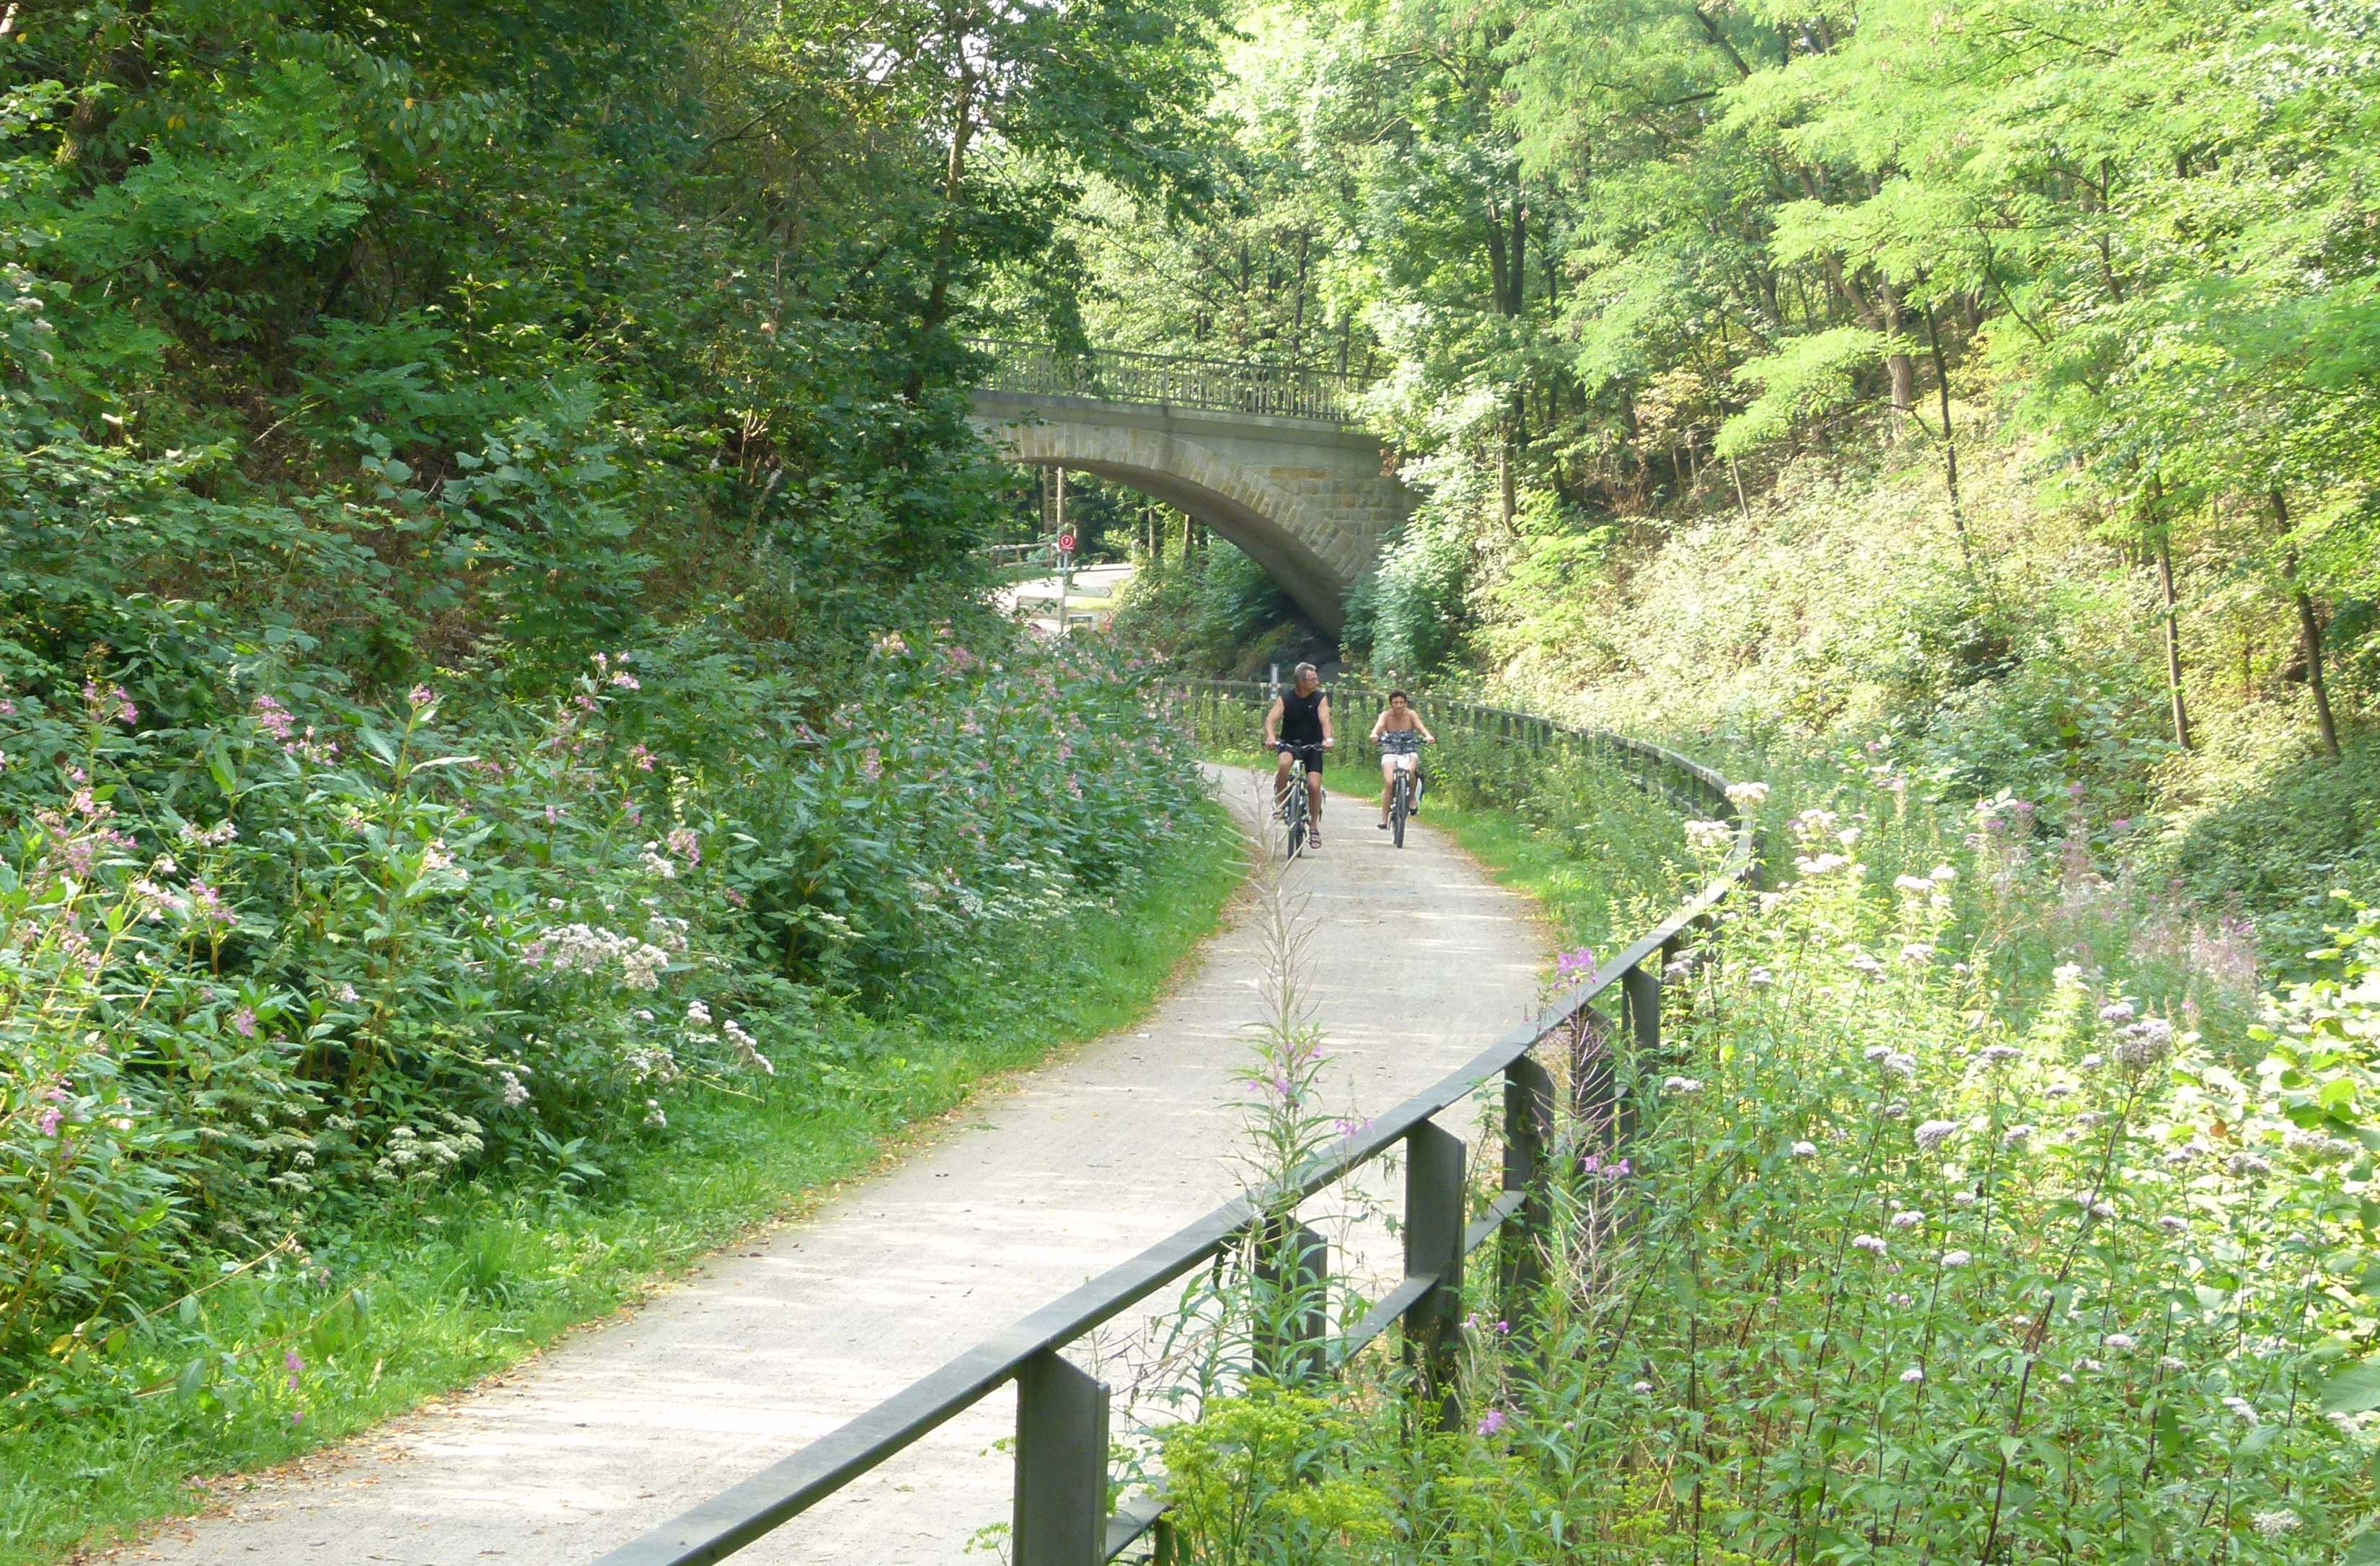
top-left (4, 801), bottom-right (1247, 1566)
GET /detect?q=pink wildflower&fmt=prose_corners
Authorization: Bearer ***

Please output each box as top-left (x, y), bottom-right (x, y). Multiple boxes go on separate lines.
top-left (188, 881), bottom-right (235, 926)
top-left (1476, 1407), bottom-right (1509, 1437)
top-left (232, 1007), bottom-right (257, 1038)
top-left (253, 695), bottom-right (297, 742)
top-left (84, 680), bottom-right (138, 726)
top-left (408, 685), bottom-right (439, 711)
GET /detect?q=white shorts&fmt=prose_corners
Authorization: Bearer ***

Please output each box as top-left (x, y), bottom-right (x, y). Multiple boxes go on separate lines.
top-left (1384, 752), bottom-right (1419, 773)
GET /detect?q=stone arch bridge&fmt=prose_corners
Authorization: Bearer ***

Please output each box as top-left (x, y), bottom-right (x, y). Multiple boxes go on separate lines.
top-left (967, 341), bottom-right (1408, 632)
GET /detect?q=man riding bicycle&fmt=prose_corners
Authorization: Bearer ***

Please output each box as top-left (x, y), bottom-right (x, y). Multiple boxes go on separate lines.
top-left (1261, 663), bottom-right (1334, 848)
top-left (1368, 690), bottom-right (1434, 830)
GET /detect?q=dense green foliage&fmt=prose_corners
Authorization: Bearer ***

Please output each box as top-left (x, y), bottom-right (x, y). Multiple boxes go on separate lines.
top-left (1075, 0), bottom-right (2377, 943)
top-left (1165, 769), bottom-right (2380, 1562)
top-left (1114, 540), bottom-right (1323, 679)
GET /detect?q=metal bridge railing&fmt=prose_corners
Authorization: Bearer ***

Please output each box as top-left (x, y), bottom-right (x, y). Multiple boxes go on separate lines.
top-left (966, 338), bottom-right (1366, 424)
top-left (594, 685), bottom-right (1755, 1566)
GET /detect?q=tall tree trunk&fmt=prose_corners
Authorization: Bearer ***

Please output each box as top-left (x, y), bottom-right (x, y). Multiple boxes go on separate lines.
top-left (1877, 280), bottom-right (1916, 438)
top-left (2151, 479), bottom-right (2192, 751)
top-left (2274, 490), bottom-right (2342, 760)
top-left (1290, 230), bottom-right (1311, 358)
top-left (1922, 304), bottom-right (1972, 567)
top-left (909, 74), bottom-right (977, 399)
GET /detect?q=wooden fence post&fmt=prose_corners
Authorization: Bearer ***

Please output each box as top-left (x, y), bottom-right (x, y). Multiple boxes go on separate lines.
top-left (1013, 1351), bottom-right (1110, 1566)
top-left (1404, 1122), bottom-right (1466, 1431)
top-left (1502, 1057), bottom-right (1553, 1316)
top-left (1256, 1219), bottom-right (1329, 1384)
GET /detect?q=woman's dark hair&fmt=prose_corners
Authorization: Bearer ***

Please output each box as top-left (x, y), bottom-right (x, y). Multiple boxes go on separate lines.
top-left (1389, 690), bottom-right (1409, 703)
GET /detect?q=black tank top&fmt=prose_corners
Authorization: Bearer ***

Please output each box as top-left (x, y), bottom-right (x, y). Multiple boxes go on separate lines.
top-left (1280, 687), bottom-right (1326, 744)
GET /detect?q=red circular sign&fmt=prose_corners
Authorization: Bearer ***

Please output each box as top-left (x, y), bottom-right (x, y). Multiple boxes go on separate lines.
top-left (1057, 532), bottom-right (1077, 553)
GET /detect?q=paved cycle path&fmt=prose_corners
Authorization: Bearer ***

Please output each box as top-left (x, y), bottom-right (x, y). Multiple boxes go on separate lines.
top-left (123, 770), bottom-right (1547, 1565)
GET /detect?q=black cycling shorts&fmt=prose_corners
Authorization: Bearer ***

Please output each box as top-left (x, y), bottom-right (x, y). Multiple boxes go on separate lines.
top-left (1274, 741), bottom-right (1326, 776)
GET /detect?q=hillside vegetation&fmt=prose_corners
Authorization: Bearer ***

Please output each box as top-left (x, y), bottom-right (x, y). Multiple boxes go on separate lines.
top-left (1079, 0), bottom-right (2380, 1559)
top-left (1081, 0), bottom-right (2376, 949)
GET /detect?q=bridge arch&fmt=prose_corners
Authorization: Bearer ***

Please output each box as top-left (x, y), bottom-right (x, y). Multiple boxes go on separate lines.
top-left (968, 358), bottom-right (1407, 633)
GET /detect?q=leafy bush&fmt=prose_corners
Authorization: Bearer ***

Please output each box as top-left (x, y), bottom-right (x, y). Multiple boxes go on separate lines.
top-left (1347, 513), bottom-right (1473, 679)
top-left (1111, 543), bottom-right (1326, 680)
top-left (0, 632), bottom-right (1201, 1381)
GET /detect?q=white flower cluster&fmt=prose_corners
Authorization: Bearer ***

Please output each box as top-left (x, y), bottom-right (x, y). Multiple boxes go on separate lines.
top-left (371, 1114), bottom-right (485, 1185)
top-left (1864, 1044), bottom-right (1917, 1079)
top-left (1723, 780), bottom-right (1770, 809)
top-left (1683, 818), bottom-right (1735, 855)
top-left (1914, 1118), bottom-right (1960, 1153)
top-left (526, 923), bottom-right (674, 990)
top-left (683, 1000), bottom-right (776, 1077)
top-left (2114, 1015), bottom-right (2174, 1070)
top-left (625, 1042), bottom-right (682, 1085)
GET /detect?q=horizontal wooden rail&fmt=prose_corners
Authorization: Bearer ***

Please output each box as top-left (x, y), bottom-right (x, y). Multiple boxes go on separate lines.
top-left (592, 685), bottom-right (1754, 1566)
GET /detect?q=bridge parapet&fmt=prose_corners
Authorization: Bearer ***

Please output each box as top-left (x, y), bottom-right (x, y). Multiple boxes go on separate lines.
top-left (966, 338), bottom-right (1366, 424)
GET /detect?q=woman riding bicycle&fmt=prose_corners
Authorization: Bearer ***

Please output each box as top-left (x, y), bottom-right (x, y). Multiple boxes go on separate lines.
top-left (1261, 663), bottom-right (1334, 848)
top-left (1368, 691), bottom-right (1434, 831)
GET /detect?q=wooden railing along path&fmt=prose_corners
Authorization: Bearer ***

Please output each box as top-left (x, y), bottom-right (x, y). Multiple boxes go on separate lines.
top-left (594, 682), bottom-right (1755, 1566)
